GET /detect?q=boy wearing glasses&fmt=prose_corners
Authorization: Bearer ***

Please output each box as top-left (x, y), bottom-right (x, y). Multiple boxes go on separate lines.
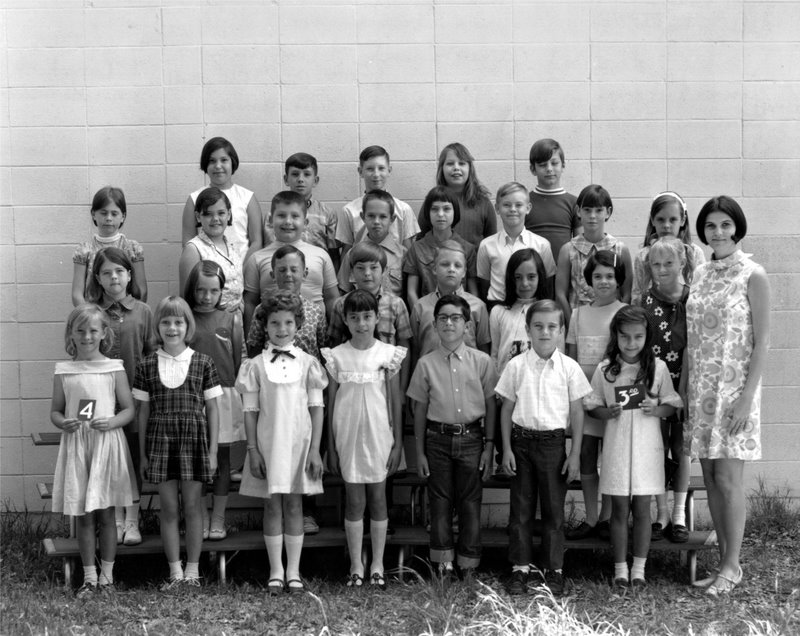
top-left (408, 294), bottom-right (498, 582)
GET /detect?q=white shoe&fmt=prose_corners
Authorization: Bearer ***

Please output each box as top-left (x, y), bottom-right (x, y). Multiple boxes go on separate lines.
top-left (116, 523), bottom-right (125, 544)
top-left (123, 521), bottom-right (142, 546)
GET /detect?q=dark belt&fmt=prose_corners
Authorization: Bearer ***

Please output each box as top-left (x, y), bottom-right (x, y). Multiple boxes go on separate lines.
top-left (512, 424), bottom-right (565, 440)
top-left (427, 419), bottom-right (482, 436)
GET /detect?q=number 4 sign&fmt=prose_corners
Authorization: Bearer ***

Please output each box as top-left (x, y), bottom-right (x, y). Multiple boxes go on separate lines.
top-left (77, 399), bottom-right (97, 421)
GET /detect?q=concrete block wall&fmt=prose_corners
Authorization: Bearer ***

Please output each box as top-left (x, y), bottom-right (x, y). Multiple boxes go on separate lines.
top-left (1, 0), bottom-right (798, 509)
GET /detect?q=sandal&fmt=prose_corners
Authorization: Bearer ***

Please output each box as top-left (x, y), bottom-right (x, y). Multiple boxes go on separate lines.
top-left (370, 571), bottom-right (387, 591)
top-left (267, 578), bottom-right (285, 596)
top-left (345, 573), bottom-right (363, 588)
top-left (208, 514), bottom-right (227, 540)
top-left (706, 566), bottom-right (742, 597)
top-left (286, 578), bottom-right (304, 594)
top-left (692, 568), bottom-right (719, 588)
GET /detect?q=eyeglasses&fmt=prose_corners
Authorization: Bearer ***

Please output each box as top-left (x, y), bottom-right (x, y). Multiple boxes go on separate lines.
top-left (436, 314), bottom-right (465, 325)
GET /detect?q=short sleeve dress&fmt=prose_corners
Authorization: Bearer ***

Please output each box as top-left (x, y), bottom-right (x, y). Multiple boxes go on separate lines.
top-left (322, 341), bottom-right (407, 484)
top-left (584, 358), bottom-right (682, 496)
top-left (133, 349), bottom-right (222, 483)
top-left (236, 345), bottom-right (328, 497)
top-left (51, 359), bottom-right (138, 516)
top-left (185, 230), bottom-right (246, 312)
top-left (685, 250), bottom-right (762, 460)
top-left (73, 234), bottom-right (144, 298)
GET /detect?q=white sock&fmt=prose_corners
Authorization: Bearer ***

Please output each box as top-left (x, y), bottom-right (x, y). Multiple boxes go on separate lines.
top-left (99, 559), bottom-right (114, 585)
top-left (184, 562), bottom-right (200, 580)
top-left (614, 562), bottom-right (629, 581)
top-left (344, 519), bottom-right (364, 576)
top-left (369, 519), bottom-right (388, 575)
top-left (656, 502), bottom-right (670, 527)
top-left (83, 565), bottom-right (98, 585)
top-left (631, 556), bottom-right (646, 581)
top-left (115, 508), bottom-right (124, 526)
top-left (512, 564), bottom-right (530, 574)
top-left (440, 561), bottom-right (454, 572)
top-left (125, 504), bottom-right (139, 526)
top-left (284, 533), bottom-right (304, 582)
top-left (168, 560), bottom-right (184, 581)
top-left (672, 492), bottom-right (687, 527)
top-left (263, 534), bottom-right (284, 581)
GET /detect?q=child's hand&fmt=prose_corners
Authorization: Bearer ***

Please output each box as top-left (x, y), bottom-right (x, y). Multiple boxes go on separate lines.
top-left (209, 452), bottom-right (218, 475)
top-left (249, 450), bottom-right (266, 479)
top-left (306, 449), bottom-right (324, 481)
top-left (416, 454), bottom-right (429, 479)
top-left (640, 396), bottom-right (659, 416)
top-left (139, 456), bottom-right (149, 482)
top-left (327, 448), bottom-right (341, 477)
top-left (386, 446), bottom-right (402, 475)
top-left (57, 418), bottom-right (81, 434)
top-left (562, 452), bottom-right (580, 483)
top-left (479, 447), bottom-right (493, 482)
top-left (89, 417), bottom-right (114, 431)
top-left (502, 451), bottom-right (516, 477)
top-left (608, 403), bottom-right (623, 419)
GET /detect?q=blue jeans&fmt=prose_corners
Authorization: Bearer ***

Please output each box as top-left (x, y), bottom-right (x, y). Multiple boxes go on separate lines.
top-left (426, 429), bottom-right (483, 569)
top-left (508, 427), bottom-right (567, 570)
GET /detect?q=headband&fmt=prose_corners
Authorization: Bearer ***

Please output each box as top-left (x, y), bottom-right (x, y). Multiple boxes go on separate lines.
top-left (652, 191), bottom-right (687, 216)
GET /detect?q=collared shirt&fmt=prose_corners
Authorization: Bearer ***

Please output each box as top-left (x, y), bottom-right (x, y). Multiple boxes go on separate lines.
top-left (566, 233), bottom-right (625, 308)
top-left (407, 342), bottom-right (498, 424)
top-left (337, 234), bottom-right (405, 296)
top-left (132, 347), bottom-right (224, 401)
top-left (410, 287), bottom-right (490, 358)
top-left (335, 195), bottom-right (420, 247)
top-left (401, 231), bottom-right (478, 298)
top-left (99, 294), bottom-right (154, 388)
top-left (477, 228), bottom-right (556, 301)
top-left (494, 348), bottom-right (591, 431)
top-left (326, 286), bottom-right (412, 347)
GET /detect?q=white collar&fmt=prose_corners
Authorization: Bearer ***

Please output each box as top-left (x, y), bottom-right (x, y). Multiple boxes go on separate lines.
top-left (157, 347), bottom-right (194, 361)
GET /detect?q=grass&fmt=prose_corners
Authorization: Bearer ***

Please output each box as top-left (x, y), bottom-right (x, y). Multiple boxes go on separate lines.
top-left (1, 482), bottom-right (798, 636)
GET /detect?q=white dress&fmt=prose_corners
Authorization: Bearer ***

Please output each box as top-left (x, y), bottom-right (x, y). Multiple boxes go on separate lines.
top-left (322, 341), bottom-right (406, 484)
top-left (51, 359), bottom-right (138, 516)
top-left (584, 358), bottom-right (681, 496)
top-left (236, 345), bottom-right (327, 497)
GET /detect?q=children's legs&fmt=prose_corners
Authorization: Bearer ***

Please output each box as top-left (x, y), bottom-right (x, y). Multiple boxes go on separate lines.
top-left (534, 434), bottom-right (567, 572)
top-left (283, 494), bottom-right (304, 584)
top-left (124, 429), bottom-right (142, 530)
top-left (508, 436), bottom-right (536, 568)
top-left (670, 420), bottom-right (690, 526)
top-left (180, 480), bottom-right (204, 565)
top-left (97, 507), bottom-right (117, 585)
top-left (263, 495), bottom-right (285, 582)
top-left (630, 496), bottom-right (652, 558)
top-left (211, 446), bottom-right (231, 532)
top-left (366, 482), bottom-right (388, 575)
top-left (76, 512), bottom-right (97, 572)
top-left (453, 434), bottom-right (483, 570)
top-left (426, 432), bottom-right (456, 566)
top-left (158, 482), bottom-right (181, 564)
top-left (610, 495), bottom-right (631, 566)
top-left (344, 483), bottom-right (367, 576)
top-left (579, 436), bottom-right (600, 526)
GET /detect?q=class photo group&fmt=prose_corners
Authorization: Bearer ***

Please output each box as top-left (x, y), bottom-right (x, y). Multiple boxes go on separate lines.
top-left (52, 134), bottom-right (769, 601)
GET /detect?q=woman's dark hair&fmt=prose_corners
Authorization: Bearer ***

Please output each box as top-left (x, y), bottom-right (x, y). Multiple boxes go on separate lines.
top-left (88, 247), bottom-right (142, 302)
top-left (601, 306), bottom-right (656, 389)
top-left (416, 186), bottom-right (461, 236)
top-left (199, 137), bottom-right (239, 174)
top-left (575, 184), bottom-right (613, 214)
top-left (502, 248), bottom-right (547, 308)
top-left (342, 289), bottom-right (378, 316)
top-left (696, 195), bottom-right (747, 245)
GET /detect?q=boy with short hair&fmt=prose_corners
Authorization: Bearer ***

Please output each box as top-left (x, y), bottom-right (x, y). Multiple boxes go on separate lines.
top-left (477, 182), bottom-right (556, 307)
top-left (495, 299), bottom-right (592, 596)
top-left (337, 190), bottom-right (405, 297)
top-left (409, 241), bottom-right (490, 364)
top-left (336, 146), bottom-right (420, 261)
top-left (266, 153), bottom-right (339, 270)
top-left (243, 191), bottom-right (339, 334)
top-left (408, 294), bottom-right (498, 581)
top-left (525, 139), bottom-right (579, 262)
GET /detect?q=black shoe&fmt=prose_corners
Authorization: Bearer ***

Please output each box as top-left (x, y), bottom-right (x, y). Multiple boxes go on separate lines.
top-left (545, 570), bottom-right (565, 596)
top-left (668, 523), bottom-right (689, 543)
top-left (651, 522), bottom-right (665, 541)
top-left (459, 566), bottom-right (477, 582)
top-left (613, 577), bottom-right (629, 589)
top-left (507, 569), bottom-right (528, 595)
top-left (596, 520), bottom-right (611, 541)
top-left (566, 521), bottom-right (596, 540)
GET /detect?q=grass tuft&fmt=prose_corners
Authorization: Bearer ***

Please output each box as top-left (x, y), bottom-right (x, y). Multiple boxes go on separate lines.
top-left (746, 475), bottom-right (800, 545)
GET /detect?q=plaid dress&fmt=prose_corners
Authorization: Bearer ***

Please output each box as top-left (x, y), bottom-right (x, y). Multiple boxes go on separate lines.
top-left (134, 350), bottom-right (222, 483)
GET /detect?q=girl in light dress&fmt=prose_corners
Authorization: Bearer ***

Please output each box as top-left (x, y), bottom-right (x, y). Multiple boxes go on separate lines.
top-left (72, 186), bottom-right (147, 306)
top-left (183, 260), bottom-right (244, 541)
top-left (50, 304), bottom-right (138, 597)
top-left (236, 290), bottom-right (327, 595)
top-left (134, 297), bottom-right (222, 589)
top-left (584, 306), bottom-right (681, 588)
top-left (322, 290), bottom-right (406, 590)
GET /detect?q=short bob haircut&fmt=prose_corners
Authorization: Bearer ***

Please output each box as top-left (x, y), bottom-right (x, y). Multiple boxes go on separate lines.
top-left (529, 138), bottom-right (565, 167)
top-left (349, 241), bottom-right (387, 270)
top-left (434, 294), bottom-right (471, 322)
top-left (153, 296), bottom-right (196, 345)
top-left (284, 152), bottom-right (318, 175)
top-left (270, 190), bottom-right (307, 218)
top-left (575, 184), bottom-right (613, 214)
top-left (525, 299), bottom-right (564, 329)
top-left (583, 249), bottom-right (626, 288)
top-left (89, 246), bottom-right (142, 303)
top-left (199, 137), bottom-right (239, 174)
top-left (495, 181), bottom-right (529, 206)
top-left (65, 304), bottom-right (114, 358)
top-left (362, 189), bottom-right (396, 219)
top-left (359, 145), bottom-right (390, 166)
top-left (194, 187), bottom-right (232, 227)
top-left (271, 244), bottom-right (306, 269)
top-left (256, 289), bottom-right (304, 330)
top-left (695, 195), bottom-right (747, 245)
top-left (182, 260), bottom-right (227, 311)
top-left (91, 186), bottom-right (127, 227)
top-left (343, 288), bottom-right (378, 316)
top-left (417, 186), bottom-right (461, 235)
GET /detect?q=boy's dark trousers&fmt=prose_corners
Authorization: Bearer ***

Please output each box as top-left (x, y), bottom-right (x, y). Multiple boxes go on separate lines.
top-left (508, 426), bottom-right (567, 570)
top-left (426, 421), bottom-right (483, 569)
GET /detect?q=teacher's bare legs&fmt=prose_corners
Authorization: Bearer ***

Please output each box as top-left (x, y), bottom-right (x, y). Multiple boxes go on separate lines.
top-left (700, 458), bottom-right (745, 579)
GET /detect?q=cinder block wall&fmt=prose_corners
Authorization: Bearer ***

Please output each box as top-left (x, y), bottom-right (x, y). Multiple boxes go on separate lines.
top-left (1, 1), bottom-right (798, 508)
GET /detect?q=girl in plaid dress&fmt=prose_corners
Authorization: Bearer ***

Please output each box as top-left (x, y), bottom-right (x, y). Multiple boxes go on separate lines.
top-left (133, 297), bottom-right (222, 588)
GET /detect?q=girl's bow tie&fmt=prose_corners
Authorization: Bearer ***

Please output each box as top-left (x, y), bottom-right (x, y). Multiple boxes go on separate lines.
top-left (270, 349), bottom-right (295, 363)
